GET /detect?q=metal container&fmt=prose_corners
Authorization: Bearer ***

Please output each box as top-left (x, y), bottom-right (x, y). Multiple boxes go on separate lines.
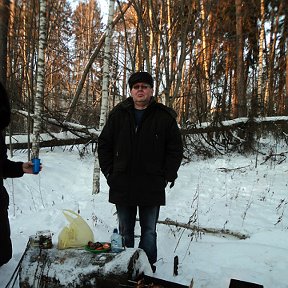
top-left (36, 230), bottom-right (53, 249)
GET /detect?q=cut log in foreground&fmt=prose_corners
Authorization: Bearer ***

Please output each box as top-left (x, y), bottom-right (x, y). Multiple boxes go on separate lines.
top-left (19, 246), bottom-right (152, 288)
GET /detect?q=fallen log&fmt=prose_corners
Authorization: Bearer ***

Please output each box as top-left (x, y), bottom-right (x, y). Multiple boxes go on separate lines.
top-left (157, 218), bottom-right (249, 240)
top-left (19, 246), bottom-right (152, 288)
top-left (7, 136), bottom-right (92, 150)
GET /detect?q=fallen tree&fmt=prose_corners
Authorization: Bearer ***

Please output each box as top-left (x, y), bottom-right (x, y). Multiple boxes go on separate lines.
top-left (7, 135), bottom-right (92, 150)
top-left (156, 218), bottom-right (249, 240)
top-left (9, 111), bottom-right (288, 153)
top-left (8, 110), bottom-right (99, 150)
top-left (19, 246), bottom-right (152, 288)
top-left (181, 116), bottom-right (288, 135)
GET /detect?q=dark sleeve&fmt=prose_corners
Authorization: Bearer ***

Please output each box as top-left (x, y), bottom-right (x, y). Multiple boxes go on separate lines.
top-left (0, 82), bottom-right (11, 130)
top-left (97, 117), bottom-right (114, 179)
top-left (164, 118), bottom-right (183, 182)
top-left (3, 159), bottom-right (24, 178)
top-left (1, 135), bottom-right (24, 179)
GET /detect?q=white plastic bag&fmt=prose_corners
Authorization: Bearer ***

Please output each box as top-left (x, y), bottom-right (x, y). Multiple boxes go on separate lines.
top-left (57, 209), bottom-right (94, 249)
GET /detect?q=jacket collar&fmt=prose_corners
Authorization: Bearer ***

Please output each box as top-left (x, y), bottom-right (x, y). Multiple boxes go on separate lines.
top-left (121, 96), bottom-right (156, 110)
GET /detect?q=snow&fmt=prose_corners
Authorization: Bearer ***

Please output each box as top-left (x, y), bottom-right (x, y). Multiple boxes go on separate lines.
top-left (19, 246), bottom-right (151, 287)
top-left (1, 140), bottom-right (287, 287)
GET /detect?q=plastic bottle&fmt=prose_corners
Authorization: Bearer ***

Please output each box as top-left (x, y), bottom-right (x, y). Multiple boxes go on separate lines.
top-left (110, 228), bottom-right (123, 253)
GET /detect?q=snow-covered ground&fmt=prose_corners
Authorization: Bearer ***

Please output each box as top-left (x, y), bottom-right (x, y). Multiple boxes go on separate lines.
top-left (1, 139), bottom-right (287, 287)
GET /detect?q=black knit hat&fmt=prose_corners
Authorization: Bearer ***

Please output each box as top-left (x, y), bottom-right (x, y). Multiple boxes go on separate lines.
top-left (128, 72), bottom-right (153, 89)
top-left (0, 82), bottom-right (11, 130)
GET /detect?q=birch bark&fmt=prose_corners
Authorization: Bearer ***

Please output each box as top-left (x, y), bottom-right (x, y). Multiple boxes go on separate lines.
top-left (31, 0), bottom-right (46, 159)
top-left (256, 0), bottom-right (265, 115)
top-left (92, 0), bottom-right (115, 194)
top-left (65, 2), bottom-right (132, 123)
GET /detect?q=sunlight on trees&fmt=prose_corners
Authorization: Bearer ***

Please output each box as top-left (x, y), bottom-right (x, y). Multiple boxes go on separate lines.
top-left (0, 0), bottom-right (287, 184)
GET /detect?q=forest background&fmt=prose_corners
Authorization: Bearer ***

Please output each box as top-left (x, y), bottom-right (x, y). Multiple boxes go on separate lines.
top-left (0, 0), bottom-right (288, 186)
top-left (0, 1), bottom-right (288, 286)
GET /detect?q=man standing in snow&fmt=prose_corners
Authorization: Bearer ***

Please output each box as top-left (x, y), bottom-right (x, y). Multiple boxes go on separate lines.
top-left (0, 82), bottom-right (37, 267)
top-left (98, 71), bottom-right (183, 272)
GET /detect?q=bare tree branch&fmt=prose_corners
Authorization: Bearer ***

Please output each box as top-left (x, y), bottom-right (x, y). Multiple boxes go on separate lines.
top-left (65, 1), bottom-right (132, 123)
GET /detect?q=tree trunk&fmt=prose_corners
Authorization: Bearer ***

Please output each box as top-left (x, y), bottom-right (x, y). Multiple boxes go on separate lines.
top-left (92, 0), bottom-right (115, 194)
top-left (19, 247), bottom-right (152, 288)
top-left (32, 0), bottom-right (47, 159)
top-left (235, 0), bottom-right (246, 117)
top-left (200, 0), bottom-right (211, 113)
top-left (170, 1), bottom-right (191, 109)
top-left (64, 2), bottom-right (132, 123)
top-left (264, 1), bottom-right (283, 116)
top-left (256, 0), bottom-right (265, 115)
top-left (134, 1), bottom-right (151, 72)
top-left (0, 0), bottom-right (9, 84)
top-left (286, 32), bottom-right (288, 115)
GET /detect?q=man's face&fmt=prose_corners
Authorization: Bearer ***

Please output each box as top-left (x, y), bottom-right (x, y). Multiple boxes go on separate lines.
top-left (130, 82), bottom-right (153, 109)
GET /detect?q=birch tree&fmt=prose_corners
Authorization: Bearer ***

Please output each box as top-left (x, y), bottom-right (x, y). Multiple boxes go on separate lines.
top-left (92, 0), bottom-right (115, 194)
top-left (31, 0), bottom-right (46, 159)
top-left (65, 2), bottom-right (132, 123)
top-left (256, 0), bottom-right (265, 115)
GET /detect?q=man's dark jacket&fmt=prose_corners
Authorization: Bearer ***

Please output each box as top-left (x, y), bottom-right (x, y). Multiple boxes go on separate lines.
top-left (98, 97), bottom-right (183, 206)
top-left (0, 82), bottom-right (24, 209)
top-left (0, 132), bottom-right (24, 217)
top-left (0, 82), bottom-right (24, 266)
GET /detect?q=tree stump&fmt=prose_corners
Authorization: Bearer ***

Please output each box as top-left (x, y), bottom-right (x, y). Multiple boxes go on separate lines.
top-left (19, 246), bottom-right (152, 287)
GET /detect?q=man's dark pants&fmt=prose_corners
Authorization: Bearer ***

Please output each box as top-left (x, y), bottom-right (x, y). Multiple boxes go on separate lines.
top-left (116, 205), bottom-right (160, 266)
top-left (0, 190), bottom-right (12, 267)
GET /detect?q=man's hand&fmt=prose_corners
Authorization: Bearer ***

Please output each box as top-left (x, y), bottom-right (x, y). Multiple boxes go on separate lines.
top-left (22, 161), bottom-right (42, 174)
